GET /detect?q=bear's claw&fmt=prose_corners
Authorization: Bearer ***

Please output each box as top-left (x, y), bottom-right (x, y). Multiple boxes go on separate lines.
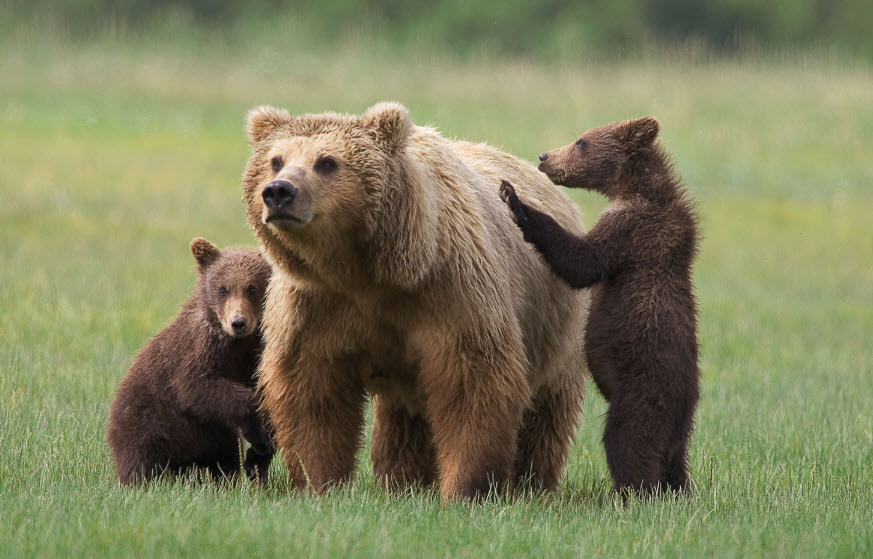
top-left (499, 179), bottom-right (515, 203)
top-left (244, 447), bottom-right (271, 485)
top-left (243, 415), bottom-right (276, 455)
top-left (499, 179), bottom-right (527, 227)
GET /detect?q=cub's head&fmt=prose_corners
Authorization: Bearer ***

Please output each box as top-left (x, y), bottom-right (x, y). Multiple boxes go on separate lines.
top-left (190, 238), bottom-right (272, 338)
top-left (538, 117), bottom-right (660, 194)
top-left (241, 102), bottom-right (435, 289)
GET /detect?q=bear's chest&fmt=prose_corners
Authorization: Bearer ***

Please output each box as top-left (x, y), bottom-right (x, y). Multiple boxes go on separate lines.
top-left (364, 365), bottom-right (425, 415)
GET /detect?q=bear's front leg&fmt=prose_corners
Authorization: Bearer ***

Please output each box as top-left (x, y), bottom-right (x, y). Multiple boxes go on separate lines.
top-left (242, 410), bottom-right (275, 455)
top-left (175, 377), bottom-right (262, 434)
top-left (417, 326), bottom-right (530, 501)
top-left (259, 351), bottom-right (366, 493)
top-left (500, 179), bottom-right (617, 290)
top-left (244, 445), bottom-right (274, 486)
top-left (498, 179), bottom-right (528, 227)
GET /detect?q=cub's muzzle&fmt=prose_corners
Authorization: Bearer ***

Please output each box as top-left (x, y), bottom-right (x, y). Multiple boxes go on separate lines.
top-left (231, 316), bottom-right (247, 335)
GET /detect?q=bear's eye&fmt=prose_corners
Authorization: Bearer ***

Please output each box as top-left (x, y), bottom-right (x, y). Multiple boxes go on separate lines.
top-left (575, 139), bottom-right (588, 150)
top-left (247, 285), bottom-right (257, 296)
top-left (270, 156), bottom-right (284, 173)
top-left (218, 286), bottom-right (228, 298)
top-left (313, 156), bottom-right (338, 174)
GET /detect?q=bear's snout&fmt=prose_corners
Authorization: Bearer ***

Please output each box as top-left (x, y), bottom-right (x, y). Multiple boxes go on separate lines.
top-left (538, 152), bottom-right (549, 162)
top-left (221, 301), bottom-right (256, 338)
top-left (262, 180), bottom-right (298, 210)
top-left (231, 316), bottom-right (247, 334)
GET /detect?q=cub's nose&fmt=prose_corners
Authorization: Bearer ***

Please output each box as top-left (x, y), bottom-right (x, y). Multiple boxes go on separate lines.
top-left (538, 153), bottom-right (549, 162)
top-left (262, 180), bottom-right (298, 210)
top-left (231, 317), bottom-right (247, 334)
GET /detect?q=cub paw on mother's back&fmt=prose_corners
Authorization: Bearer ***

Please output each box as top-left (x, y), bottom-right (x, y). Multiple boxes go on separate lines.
top-left (499, 179), bottom-right (528, 227)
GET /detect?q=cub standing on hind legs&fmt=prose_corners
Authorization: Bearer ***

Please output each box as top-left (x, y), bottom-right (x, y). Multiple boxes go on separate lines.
top-left (107, 238), bottom-right (276, 485)
top-left (499, 117), bottom-right (700, 495)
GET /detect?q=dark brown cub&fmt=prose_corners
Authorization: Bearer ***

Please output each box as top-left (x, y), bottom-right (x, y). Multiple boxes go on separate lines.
top-left (107, 238), bottom-right (275, 485)
top-left (500, 117), bottom-right (700, 495)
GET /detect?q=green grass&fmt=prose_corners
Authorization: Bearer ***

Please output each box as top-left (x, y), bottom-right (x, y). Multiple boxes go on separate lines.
top-left (1, 36), bottom-right (871, 558)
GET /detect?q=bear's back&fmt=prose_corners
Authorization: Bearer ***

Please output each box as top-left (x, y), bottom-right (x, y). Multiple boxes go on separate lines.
top-left (402, 128), bottom-right (589, 383)
top-left (450, 138), bottom-right (585, 238)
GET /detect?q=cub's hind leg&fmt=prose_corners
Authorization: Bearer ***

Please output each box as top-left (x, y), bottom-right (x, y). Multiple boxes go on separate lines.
top-left (662, 393), bottom-right (698, 493)
top-left (603, 391), bottom-right (671, 495)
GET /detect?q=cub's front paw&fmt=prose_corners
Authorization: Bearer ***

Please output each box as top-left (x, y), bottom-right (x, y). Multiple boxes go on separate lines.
top-left (499, 179), bottom-right (528, 227)
top-left (243, 415), bottom-right (276, 456)
top-left (498, 179), bottom-right (517, 204)
top-left (244, 446), bottom-right (273, 485)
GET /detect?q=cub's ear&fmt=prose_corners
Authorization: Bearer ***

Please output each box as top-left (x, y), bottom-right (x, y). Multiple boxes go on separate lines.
top-left (246, 105), bottom-right (292, 145)
top-left (191, 237), bottom-right (220, 271)
top-left (617, 116), bottom-right (660, 147)
top-left (362, 102), bottom-right (412, 151)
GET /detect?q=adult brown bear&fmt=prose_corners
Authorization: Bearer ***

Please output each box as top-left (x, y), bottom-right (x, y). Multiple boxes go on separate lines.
top-left (242, 102), bottom-right (590, 501)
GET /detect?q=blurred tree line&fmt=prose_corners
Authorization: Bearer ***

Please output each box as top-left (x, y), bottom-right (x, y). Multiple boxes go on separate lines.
top-left (4, 0), bottom-right (872, 58)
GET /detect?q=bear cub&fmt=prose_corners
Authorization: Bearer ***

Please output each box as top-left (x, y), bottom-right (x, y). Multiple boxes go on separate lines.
top-left (107, 238), bottom-right (275, 485)
top-left (499, 117), bottom-right (700, 494)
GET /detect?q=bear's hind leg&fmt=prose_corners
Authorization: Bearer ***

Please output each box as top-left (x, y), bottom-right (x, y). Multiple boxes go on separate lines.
top-left (663, 397), bottom-right (697, 493)
top-left (114, 435), bottom-right (172, 485)
top-left (371, 397), bottom-right (438, 489)
top-left (663, 438), bottom-right (689, 493)
top-left (603, 393), bottom-right (670, 495)
top-left (514, 385), bottom-right (583, 491)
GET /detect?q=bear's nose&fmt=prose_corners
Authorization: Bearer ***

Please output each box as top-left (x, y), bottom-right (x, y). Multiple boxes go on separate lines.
top-left (262, 180), bottom-right (298, 210)
top-left (231, 317), bottom-right (247, 333)
top-left (538, 153), bottom-right (549, 162)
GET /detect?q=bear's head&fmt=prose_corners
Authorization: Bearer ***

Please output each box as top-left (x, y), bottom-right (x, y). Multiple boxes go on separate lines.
top-left (190, 238), bottom-right (272, 338)
top-left (537, 117), bottom-right (660, 195)
top-left (242, 102), bottom-right (437, 290)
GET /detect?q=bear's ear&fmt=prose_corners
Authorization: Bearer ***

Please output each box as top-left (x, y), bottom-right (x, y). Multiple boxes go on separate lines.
top-left (361, 102), bottom-right (412, 151)
top-left (617, 116), bottom-right (660, 148)
top-left (190, 238), bottom-right (221, 271)
top-left (246, 105), bottom-right (292, 146)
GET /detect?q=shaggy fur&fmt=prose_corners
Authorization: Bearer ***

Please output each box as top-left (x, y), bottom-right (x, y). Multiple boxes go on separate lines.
top-left (500, 117), bottom-right (700, 494)
top-left (243, 102), bottom-right (591, 501)
top-left (107, 239), bottom-right (275, 485)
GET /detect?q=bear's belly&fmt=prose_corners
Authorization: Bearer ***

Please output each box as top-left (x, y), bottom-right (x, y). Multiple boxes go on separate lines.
top-left (364, 365), bottom-right (426, 416)
top-left (359, 325), bottom-right (427, 416)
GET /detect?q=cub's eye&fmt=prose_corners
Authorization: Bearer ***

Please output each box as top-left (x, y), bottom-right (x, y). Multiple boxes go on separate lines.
top-left (314, 156), bottom-right (337, 174)
top-left (218, 286), bottom-right (228, 297)
top-left (247, 285), bottom-right (257, 296)
top-left (575, 139), bottom-right (588, 150)
top-left (270, 156), bottom-right (284, 173)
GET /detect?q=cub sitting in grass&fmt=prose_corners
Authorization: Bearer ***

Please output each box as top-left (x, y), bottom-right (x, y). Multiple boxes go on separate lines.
top-left (107, 238), bottom-right (275, 485)
top-left (499, 117), bottom-right (700, 494)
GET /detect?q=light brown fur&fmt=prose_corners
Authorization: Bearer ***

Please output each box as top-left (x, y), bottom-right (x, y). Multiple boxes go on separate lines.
top-left (242, 102), bottom-right (591, 501)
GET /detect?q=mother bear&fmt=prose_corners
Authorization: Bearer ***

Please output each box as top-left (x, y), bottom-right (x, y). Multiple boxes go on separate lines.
top-left (243, 102), bottom-right (590, 501)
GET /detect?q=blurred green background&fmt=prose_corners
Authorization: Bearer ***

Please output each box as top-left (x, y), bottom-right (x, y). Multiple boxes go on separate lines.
top-left (3, 0), bottom-right (873, 59)
top-left (1, 2), bottom-right (871, 557)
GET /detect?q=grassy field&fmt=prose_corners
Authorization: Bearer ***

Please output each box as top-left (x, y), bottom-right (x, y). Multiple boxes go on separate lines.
top-left (1, 35), bottom-right (872, 557)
